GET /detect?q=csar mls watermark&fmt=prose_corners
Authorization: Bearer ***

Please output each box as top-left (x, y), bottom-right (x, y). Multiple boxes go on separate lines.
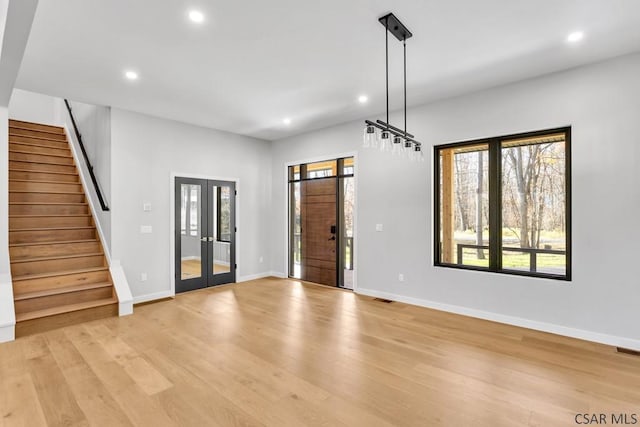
top-left (575, 413), bottom-right (638, 425)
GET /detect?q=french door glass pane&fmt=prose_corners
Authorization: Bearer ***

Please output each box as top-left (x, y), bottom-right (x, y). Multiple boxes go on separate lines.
top-left (213, 185), bottom-right (232, 275)
top-left (438, 144), bottom-right (489, 267)
top-left (180, 184), bottom-right (202, 280)
top-left (501, 133), bottom-right (567, 276)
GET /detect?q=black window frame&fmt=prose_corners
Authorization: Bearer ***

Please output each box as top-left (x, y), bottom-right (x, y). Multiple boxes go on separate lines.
top-left (433, 127), bottom-right (572, 281)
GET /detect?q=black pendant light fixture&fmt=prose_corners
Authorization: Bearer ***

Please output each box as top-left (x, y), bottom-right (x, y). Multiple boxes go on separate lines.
top-left (363, 13), bottom-right (423, 162)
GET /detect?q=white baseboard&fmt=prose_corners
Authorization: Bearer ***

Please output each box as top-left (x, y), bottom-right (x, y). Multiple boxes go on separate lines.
top-left (237, 272), bottom-right (273, 282)
top-left (269, 271), bottom-right (287, 279)
top-left (133, 290), bottom-right (174, 304)
top-left (356, 287), bottom-right (640, 352)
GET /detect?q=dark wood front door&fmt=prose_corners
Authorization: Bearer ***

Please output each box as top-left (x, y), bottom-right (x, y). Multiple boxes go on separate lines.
top-left (300, 178), bottom-right (337, 286)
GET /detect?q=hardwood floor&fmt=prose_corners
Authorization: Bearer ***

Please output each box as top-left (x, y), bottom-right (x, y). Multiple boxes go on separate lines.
top-left (181, 259), bottom-right (230, 279)
top-left (1, 277), bottom-right (639, 426)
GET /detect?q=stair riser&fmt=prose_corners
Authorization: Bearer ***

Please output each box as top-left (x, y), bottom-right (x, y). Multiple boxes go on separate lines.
top-left (9, 120), bottom-right (65, 134)
top-left (9, 143), bottom-right (71, 157)
top-left (10, 241), bottom-right (101, 259)
top-left (15, 303), bottom-right (118, 337)
top-left (9, 152), bottom-right (74, 165)
top-left (10, 228), bottom-right (96, 244)
top-left (9, 216), bottom-right (93, 229)
top-left (11, 255), bottom-right (106, 278)
top-left (10, 181), bottom-right (83, 193)
top-left (9, 170), bottom-right (79, 183)
top-left (15, 286), bottom-right (113, 315)
top-left (13, 270), bottom-right (111, 294)
top-left (10, 192), bottom-right (86, 204)
top-left (9, 160), bottom-right (76, 174)
top-left (9, 204), bottom-right (88, 215)
top-left (9, 127), bottom-right (67, 141)
top-left (9, 135), bottom-right (70, 149)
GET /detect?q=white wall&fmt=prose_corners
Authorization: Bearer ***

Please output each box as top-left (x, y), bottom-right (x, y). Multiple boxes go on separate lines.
top-left (8, 88), bottom-right (63, 126)
top-left (271, 52), bottom-right (640, 348)
top-left (110, 108), bottom-right (272, 302)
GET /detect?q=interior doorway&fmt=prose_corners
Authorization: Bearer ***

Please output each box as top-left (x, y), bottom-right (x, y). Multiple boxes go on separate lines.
top-left (288, 157), bottom-right (355, 289)
top-left (175, 177), bottom-right (236, 293)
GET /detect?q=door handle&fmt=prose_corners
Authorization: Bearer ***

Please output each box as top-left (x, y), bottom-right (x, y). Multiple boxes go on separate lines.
top-left (200, 237), bottom-right (208, 242)
top-left (328, 236), bottom-right (336, 241)
top-left (208, 237), bottom-right (214, 242)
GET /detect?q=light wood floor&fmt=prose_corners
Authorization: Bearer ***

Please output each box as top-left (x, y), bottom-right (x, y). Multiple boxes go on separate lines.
top-left (1, 278), bottom-right (639, 426)
top-left (181, 259), bottom-right (230, 279)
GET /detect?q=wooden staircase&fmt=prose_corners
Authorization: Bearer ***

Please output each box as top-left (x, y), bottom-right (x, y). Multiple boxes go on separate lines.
top-left (7, 119), bottom-right (118, 337)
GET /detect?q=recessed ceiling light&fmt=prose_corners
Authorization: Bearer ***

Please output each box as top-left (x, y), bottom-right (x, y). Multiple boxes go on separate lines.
top-left (189, 10), bottom-right (205, 23)
top-left (567, 31), bottom-right (584, 43)
top-left (124, 70), bottom-right (138, 80)
top-left (358, 95), bottom-right (368, 104)
top-left (283, 117), bottom-right (292, 125)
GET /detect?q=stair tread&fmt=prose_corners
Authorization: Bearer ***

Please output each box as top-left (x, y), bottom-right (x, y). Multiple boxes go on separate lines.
top-left (15, 297), bottom-right (118, 322)
top-left (9, 133), bottom-right (68, 142)
top-left (9, 125), bottom-right (66, 137)
top-left (9, 214), bottom-right (92, 218)
top-left (12, 266), bottom-right (109, 281)
top-left (10, 226), bottom-right (95, 232)
top-left (9, 168), bottom-right (78, 176)
top-left (9, 190), bottom-right (84, 195)
top-left (10, 252), bottom-right (104, 264)
top-left (9, 239), bottom-right (98, 248)
top-left (9, 148), bottom-right (72, 158)
top-left (9, 119), bottom-right (64, 132)
top-left (14, 282), bottom-right (112, 301)
top-left (9, 202), bottom-right (87, 205)
top-left (9, 159), bottom-right (76, 167)
top-left (9, 140), bottom-right (71, 151)
top-left (9, 179), bottom-right (79, 185)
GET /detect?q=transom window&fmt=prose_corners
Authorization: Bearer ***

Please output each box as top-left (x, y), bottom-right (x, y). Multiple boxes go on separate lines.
top-left (434, 128), bottom-right (571, 280)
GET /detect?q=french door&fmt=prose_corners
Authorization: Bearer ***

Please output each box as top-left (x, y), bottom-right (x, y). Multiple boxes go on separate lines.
top-left (175, 177), bottom-right (236, 293)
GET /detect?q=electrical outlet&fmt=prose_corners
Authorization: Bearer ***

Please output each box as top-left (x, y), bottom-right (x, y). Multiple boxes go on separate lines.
top-left (376, 224), bottom-right (384, 232)
top-left (141, 273), bottom-right (148, 282)
top-left (398, 273), bottom-right (404, 282)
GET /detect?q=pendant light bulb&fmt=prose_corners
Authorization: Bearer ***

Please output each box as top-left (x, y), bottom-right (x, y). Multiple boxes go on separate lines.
top-left (363, 125), bottom-right (376, 148)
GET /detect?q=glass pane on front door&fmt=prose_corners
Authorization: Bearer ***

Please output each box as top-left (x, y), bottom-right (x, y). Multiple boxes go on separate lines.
top-left (180, 183), bottom-right (203, 280)
top-left (212, 185), bottom-right (232, 275)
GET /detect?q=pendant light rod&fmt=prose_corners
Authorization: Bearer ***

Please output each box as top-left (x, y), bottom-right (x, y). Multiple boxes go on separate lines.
top-left (385, 15), bottom-right (389, 126)
top-left (365, 120), bottom-right (421, 145)
top-left (404, 38), bottom-right (407, 138)
top-left (376, 120), bottom-right (414, 139)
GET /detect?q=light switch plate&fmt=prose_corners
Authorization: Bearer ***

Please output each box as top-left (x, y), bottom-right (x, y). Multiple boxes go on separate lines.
top-left (375, 224), bottom-right (384, 232)
top-left (140, 225), bottom-right (152, 234)
top-left (143, 203), bottom-right (152, 212)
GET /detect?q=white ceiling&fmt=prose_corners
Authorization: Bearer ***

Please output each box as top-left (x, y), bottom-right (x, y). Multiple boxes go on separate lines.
top-left (15, 0), bottom-right (640, 140)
